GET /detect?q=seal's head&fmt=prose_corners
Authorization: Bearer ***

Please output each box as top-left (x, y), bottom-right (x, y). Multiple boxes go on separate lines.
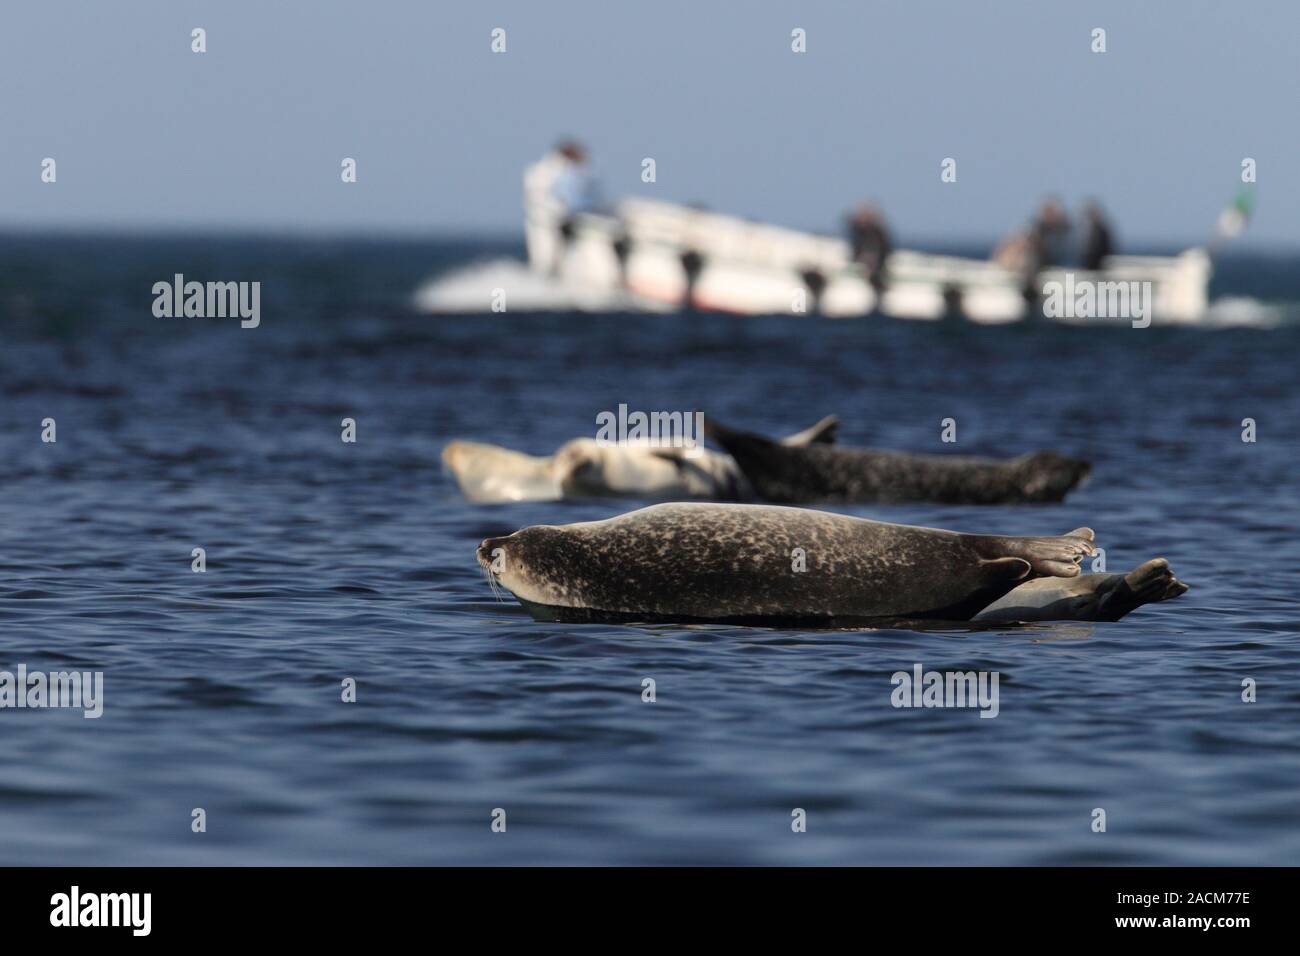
top-left (1012, 451), bottom-right (1092, 501)
top-left (442, 440), bottom-right (561, 503)
top-left (974, 558), bottom-right (1188, 623)
top-left (477, 526), bottom-right (578, 607)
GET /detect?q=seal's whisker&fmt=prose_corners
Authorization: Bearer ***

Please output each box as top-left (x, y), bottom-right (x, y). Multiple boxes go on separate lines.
top-left (480, 561), bottom-right (505, 602)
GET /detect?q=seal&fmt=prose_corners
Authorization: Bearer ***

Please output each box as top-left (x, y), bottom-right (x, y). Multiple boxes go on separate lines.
top-left (972, 558), bottom-right (1188, 622)
top-left (441, 440), bottom-right (562, 502)
top-left (705, 418), bottom-right (1090, 505)
top-left (553, 413), bottom-right (837, 499)
top-left (476, 502), bottom-right (1101, 626)
top-left (444, 415), bottom-right (838, 503)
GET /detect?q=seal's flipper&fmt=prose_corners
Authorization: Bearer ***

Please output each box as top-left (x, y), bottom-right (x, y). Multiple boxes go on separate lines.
top-left (978, 556), bottom-right (1033, 582)
top-left (703, 418), bottom-right (783, 465)
top-left (1001, 528), bottom-right (1096, 578)
top-left (1132, 558), bottom-right (1186, 598)
top-left (1092, 557), bottom-right (1188, 620)
top-left (704, 417), bottom-right (769, 448)
top-left (648, 447), bottom-right (687, 467)
top-left (648, 446), bottom-right (713, 483)
top-left (780, 415), bottom-right (839, 447)
top-left (1125, 557), bottom-right (1171, 592)
top-left (702, 418), bottom-right (812, 502)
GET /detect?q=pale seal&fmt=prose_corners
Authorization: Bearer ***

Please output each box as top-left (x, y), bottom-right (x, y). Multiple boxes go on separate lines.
top-left (441, 440), bottom-right (561, 502)
top-left (705, 419), bottom-right (1091, 505)
top-left (476, 502), bottom-right (1114, 626)
top-left (444, 415), bottom-right (838, 503)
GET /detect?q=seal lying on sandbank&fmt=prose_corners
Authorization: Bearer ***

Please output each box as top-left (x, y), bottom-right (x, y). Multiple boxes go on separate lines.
top-left (443, 416), bottom-right (838, 503)
top-left (705, 419), bottom-right (1091, 505)
top-left (475, 502), bottom-right (1185, 626)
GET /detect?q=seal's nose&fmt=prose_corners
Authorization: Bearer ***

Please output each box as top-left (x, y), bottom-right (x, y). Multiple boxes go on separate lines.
top-left (477, 537), bottom-right (505, 570)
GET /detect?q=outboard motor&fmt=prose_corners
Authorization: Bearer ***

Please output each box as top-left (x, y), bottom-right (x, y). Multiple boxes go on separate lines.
top-left (679, 249), bottom-right (705, 310)
top-left (799, 268), bottom-right (828, 315)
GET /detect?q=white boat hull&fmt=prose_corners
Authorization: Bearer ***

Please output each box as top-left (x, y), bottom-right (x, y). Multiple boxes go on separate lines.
top-left (422, 182), bottom-right (1213, 324)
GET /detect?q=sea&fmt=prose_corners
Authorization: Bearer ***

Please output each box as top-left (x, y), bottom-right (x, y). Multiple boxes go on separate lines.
top-left (1, 232), bottom-right (1297, 865)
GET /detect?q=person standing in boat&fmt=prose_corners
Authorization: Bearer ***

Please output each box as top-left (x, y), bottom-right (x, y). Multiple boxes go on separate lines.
top-left (847, 201), bottom-right (892, 295)
top-left (523, 141), bottom-right (571, 274)
top-left (523, 139), bottom-right (602, 275)
top-left (994, 197), bottom-right (1072, 272)
top-left (549, 142), bottom-right (605, 276)
top-left (1014, 197), bottom-right (1071, 308)
top-left (551, 142), bottom-right (601, 219)
top-left (1026, 197), bottom-right (1071, 271)
top-left (1079, 199), bottom-right (1114, 271)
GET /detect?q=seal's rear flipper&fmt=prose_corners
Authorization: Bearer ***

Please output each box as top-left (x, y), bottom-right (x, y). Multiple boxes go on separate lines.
top-left (1125, 557), bottom-right (1187, 596)
top-left (1095, 558), bottom-right (1188, 620)
top-left (780, 414), bottom-right (839, 447)
top-left (1003, 527), bottom-right (1096, 577)
top-left (703, 417), bottom-right (779, 457)
top-left (700, 417), bottom-right (803, 499)
top-left (971, 556), bottom-right (1186, 624)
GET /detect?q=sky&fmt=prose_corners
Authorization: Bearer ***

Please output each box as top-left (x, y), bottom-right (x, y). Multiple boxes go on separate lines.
top-left (1, 0), bottom-right (1295, 247)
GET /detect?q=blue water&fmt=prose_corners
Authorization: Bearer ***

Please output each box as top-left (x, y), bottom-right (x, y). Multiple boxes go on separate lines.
top-left (1, 234), bottom-right (1298, 865)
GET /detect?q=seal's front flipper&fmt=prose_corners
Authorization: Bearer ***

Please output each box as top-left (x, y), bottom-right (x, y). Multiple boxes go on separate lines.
top-left (648, 446), bottom-right (714, 484)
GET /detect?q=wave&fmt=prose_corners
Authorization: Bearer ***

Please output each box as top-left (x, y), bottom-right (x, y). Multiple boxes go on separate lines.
top-left (1200, 296), bottom-right (1291, 328)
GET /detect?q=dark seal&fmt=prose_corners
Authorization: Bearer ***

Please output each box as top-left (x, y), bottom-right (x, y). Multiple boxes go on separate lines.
top-left (705, 418), bottom-right (1090, 505)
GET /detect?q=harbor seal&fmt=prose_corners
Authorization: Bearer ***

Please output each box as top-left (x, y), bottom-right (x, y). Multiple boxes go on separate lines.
top-left (705, 419), bottom-right (1091, 505)
top-left (476, 502), bottom-right (1102, 626)
top-left (444, 415), bottom-right (838, 503)
top-left (442, 440), bottom-right (561, 502)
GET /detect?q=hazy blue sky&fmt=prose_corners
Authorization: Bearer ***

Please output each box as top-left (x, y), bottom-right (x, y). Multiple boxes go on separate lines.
top-left (2, 0), bottom-right (1295, 246)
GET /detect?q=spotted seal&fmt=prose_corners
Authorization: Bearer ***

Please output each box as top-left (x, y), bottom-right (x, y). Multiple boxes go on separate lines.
top-left (476, 502), bottom-right (1115, 626)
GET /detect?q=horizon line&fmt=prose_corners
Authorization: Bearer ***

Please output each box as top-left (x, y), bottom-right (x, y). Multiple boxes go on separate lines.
top-left (0, 221), bottom-right (1291, 256)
